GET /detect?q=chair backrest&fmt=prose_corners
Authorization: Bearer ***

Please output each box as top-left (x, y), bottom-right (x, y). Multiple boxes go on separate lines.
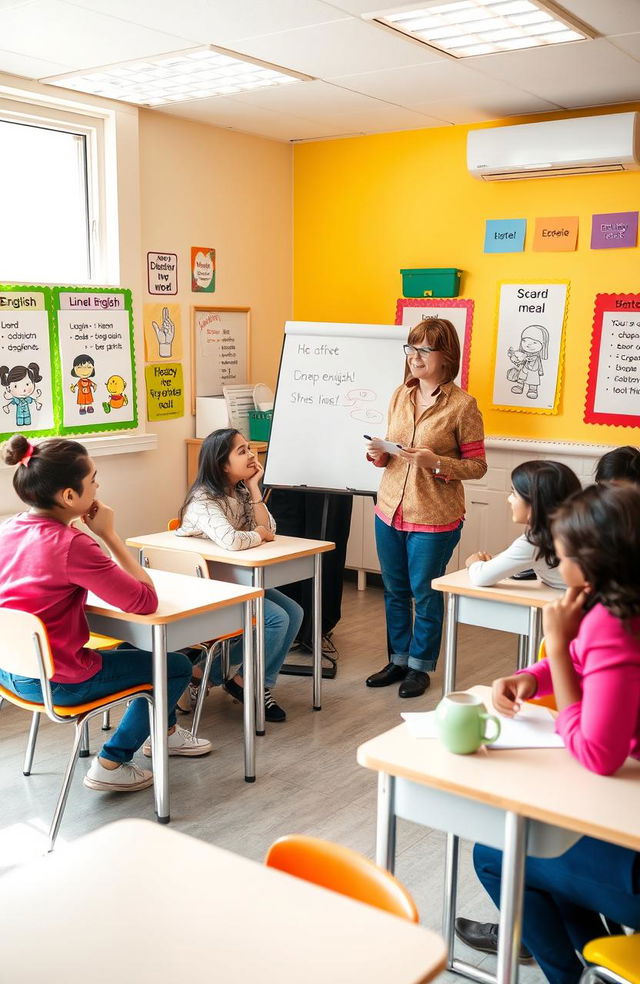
top-left (582, 934), bottom-right (640, 984)
top-left (529, 638), bottom-right (558, 711)
top-left (0, 608), bottom-right (55, 680)
top-left (265, 835), bottom-right (419, 922)
top-left (167, 518), bottom-right (179, 531)
top-left (141, 545), bottom-right (210, 579)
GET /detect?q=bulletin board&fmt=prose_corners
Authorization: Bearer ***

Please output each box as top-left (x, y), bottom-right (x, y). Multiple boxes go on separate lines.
top-left (0, 283), bottom-right (138, 442)
top-left (190, 306), bottom-right (250, 414)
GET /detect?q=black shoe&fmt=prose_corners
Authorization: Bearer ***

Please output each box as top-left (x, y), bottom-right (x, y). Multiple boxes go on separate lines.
top-left (398, 669), bottom-right (430, 698)
top-left (264, 688), bottom-right (286, 723)
top-left (366, 662), bottom-right (408, 688)
top-left (223, 677), bottom-right (244, 703)
top-left (454, 919), bottom-right (533, 964)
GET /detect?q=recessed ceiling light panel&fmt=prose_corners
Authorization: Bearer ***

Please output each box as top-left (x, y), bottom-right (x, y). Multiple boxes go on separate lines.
top-left (364, 0), bottom-right (596, 57)
top-left (41, 45), bottom-right (313, 106)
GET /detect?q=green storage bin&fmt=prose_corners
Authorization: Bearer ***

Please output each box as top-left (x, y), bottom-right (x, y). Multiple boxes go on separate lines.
top-left (400, 267), bottom-right (461, 298)
top-left (248, 409), bottom-right (273, 441)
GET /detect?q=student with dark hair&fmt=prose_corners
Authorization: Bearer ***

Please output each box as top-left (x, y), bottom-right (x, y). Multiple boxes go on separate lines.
top-left (177, 428), bottom-right (302, 722)
top-left (457, 483), bottom-right (640, 981)
top-left (465, 460), bottom-right (581, 589)
top-left (595, 445), bottom-right (640, 484)
top-left (0, 363), bottom-right (43, 427)
top-left (0, 435), bottom-right (211, 793)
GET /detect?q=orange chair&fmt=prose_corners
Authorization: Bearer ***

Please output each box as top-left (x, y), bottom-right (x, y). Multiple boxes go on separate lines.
top-left (0, 608), bottom-right (153, 851)
top-left (265, 835), bottom-right (419, 922)
top-left (527, 638), bottom-right (557, 711)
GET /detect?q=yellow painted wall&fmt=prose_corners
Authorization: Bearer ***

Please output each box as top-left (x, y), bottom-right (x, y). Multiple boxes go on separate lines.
top-left (293, 104), bottom-right (640, 445)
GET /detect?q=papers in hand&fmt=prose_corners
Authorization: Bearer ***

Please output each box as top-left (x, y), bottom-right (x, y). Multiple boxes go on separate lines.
top-left (401, 704), bottom-right (565, 749)
top-left (367, 438), bottom-right (404, 456)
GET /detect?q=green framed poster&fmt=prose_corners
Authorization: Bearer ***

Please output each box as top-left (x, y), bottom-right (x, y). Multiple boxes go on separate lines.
top-left (0, 284), bottom-right (58, 442)
top-left (52, 286), bottom-right (138, 434)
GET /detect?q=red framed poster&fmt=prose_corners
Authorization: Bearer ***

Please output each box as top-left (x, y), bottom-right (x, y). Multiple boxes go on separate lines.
top-left (395, 297), bottom-right (474, 390)
top-left (584, 293), bottom-right (640, 427)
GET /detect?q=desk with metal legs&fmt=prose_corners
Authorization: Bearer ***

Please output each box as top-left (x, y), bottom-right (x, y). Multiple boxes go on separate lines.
top-left (126, 533), bottom-right (335, 735)
top-left (86, 569), bottom-right (262, 821)
top-left (357, 686), bottom-right (640, 984)
top-left (432, 570), bottom-right (562, 696)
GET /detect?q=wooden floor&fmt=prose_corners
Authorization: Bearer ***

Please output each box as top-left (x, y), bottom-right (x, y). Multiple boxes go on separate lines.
top-left (0, 578), bottom-right (544, 982)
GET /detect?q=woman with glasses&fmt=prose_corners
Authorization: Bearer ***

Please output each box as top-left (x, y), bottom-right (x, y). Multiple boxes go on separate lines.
top-left (365, 318), bottom-right (487, 698)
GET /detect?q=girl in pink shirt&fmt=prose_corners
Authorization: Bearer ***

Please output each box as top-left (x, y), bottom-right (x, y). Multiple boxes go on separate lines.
top-left (0, 435), bottom-right (211, 794)
top-left (458, 483), bottom-right (640, 983)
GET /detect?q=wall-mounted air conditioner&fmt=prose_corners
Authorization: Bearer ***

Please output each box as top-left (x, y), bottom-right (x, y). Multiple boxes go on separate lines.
top-left (467, 112), bottom-right (640, 181)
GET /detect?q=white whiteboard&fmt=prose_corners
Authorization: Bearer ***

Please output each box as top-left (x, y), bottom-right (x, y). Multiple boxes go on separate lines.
top-left (264, 322), bottom-right (407, 494)
top-left (191, 306), bottom-right (249, 410)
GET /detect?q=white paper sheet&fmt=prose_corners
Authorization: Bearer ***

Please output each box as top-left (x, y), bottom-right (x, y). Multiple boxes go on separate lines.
top-left (401, 704), bottom-right (565, 749)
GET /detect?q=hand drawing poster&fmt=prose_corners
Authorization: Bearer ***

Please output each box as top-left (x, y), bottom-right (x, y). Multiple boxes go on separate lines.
top-left (143, 303), bottom-right (183, 361)
top-left (395, 297), bottom-right (473, 389)
top-left (0, 285), bottom-right (56, 440)
top-left (492, 282), bottom-right (569, 414)
top-left (584, 293), bottom-right (640, 427)
top-left (53, 287), bottom-right (138, 434)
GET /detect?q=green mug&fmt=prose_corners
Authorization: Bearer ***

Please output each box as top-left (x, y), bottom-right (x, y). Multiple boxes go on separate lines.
top-left (435, 692), bottom-right (501, 754)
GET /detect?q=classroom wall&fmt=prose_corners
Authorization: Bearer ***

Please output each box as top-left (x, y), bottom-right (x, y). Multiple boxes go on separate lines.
top-left (292, 103), bottom-right (640, 448)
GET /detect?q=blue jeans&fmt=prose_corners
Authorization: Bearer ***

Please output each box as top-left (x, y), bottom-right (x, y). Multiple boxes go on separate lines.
top-left (474, 838), bottom-right (640, 984)
top-left (0, 647), bottom-right (192, 765)
top-left (208, 588), bottom-right (303, 688)
top-left (375, 517), bottom-right (461, 673)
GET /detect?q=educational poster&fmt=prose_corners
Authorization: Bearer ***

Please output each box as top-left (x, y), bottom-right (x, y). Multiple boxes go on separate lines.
top-left (584, 293), bottom-right (640, 427)
top-left (143, 303), bottom-right (183, 361)
top-left (53, 287), bottom-right (137, 434)
top-left (484, 219), bottom-right (526, 253)
top-left (145, 363), bottom-right (184, 421)
top-left (147, 252), bottom-right (177, 295)
top-left (395, 297), bottom-right (473, 390)
top-left (0, 285), bottom-right (56, 440)
top-left (191, 306), bottom-right (249, 412)
top-left (533, 217), bottom-right (578, 252)
top-left (591, 212), bottom-right (638, 250)
top-left (191, 247), bottom-right (216, 292)
top-left (492, 282), bottom-right (569, 415)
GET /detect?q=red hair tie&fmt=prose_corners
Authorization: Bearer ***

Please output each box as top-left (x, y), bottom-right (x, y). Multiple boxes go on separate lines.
top-left (19, 442), bottom-right (35, 467)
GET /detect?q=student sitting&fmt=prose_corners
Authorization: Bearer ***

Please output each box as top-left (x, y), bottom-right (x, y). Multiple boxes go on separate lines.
top-left (465, 460), bottom-right (581, 589)
top-left (457, 483), bottom-right (640, 983)
top-left (176, 428), bottom-right (302, 723)
top-left (595, 444), bottom-right (640, 484)
top-left (0, 436), bottom-right (210, 793)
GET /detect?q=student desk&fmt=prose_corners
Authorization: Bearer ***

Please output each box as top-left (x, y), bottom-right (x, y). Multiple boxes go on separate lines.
top-left (431, 569), bottom-right (563, 696)
top-left (357, 685), bottom-right (640, 984)
top-left (126, 532), bottom-right (335, 734)
top-left (85, 569), bottom-right (262, 821)
top-left (0, 819), bottom-right (448, 984)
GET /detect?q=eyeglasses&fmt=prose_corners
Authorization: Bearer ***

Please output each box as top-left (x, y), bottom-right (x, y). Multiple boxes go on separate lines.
top-left (403, 344), bottom-right (437, 358)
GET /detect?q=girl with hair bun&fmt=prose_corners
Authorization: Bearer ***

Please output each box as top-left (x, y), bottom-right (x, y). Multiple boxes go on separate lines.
top-left (0, 435), bottom-right (211, 794)
top-left (0, 362), bottom-right (43, 427)
top-left (595, 444), bottom-right (640, 485)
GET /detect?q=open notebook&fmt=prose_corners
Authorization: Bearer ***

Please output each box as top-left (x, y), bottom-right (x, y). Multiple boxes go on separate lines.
top-left (401, 702), bottom-right (565, 750)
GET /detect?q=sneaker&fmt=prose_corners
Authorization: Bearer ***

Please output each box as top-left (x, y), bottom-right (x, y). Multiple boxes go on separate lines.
top-left (142, 725), bottom-right (212, 758)
top-left (224, 677), bottom-right (286, 722)
top-left (83, 757), bottom-right (153, 792)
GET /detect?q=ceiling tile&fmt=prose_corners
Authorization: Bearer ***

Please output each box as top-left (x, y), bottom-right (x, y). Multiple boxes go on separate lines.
top-left (225, 17), bottom-right (446, 78)
top-left (558, 0), bottom-right (640, 35)
top-left (0, 46), bottom-right (72, 76)
top-left (412, 91), bottom-right (560, 125)
top-left (0, 0), bottom-right (196, 73)
top-left (466, 38), bottom-right (640, 108)
top-left (228, 79), bottom-right (402, 119)
top-left (608, 32), bottom-right (640, 61)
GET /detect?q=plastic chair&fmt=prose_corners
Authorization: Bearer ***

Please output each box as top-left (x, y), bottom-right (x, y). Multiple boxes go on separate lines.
top-left (87, 632), bottom-right (124, 735)
top-left (265, 835), bottom-right (419, 922)
top-left (140, 543), bottom-right (243, 736)
top-left (580, 935), bottom-right (640, 984)
top-left (526, 638), bottom-right (557, 711)
top-left (0, 608), bottom-right (153, 851)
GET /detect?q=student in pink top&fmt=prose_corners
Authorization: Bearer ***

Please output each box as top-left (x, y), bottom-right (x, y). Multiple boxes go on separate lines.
top-left (457, 483), bottom-right (640, 983)
top-left (0, 435), bottom-right (211, 793)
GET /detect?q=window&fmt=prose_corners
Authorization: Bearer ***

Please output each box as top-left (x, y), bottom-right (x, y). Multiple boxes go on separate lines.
top-left (0, 93), bottom-right (113, 285)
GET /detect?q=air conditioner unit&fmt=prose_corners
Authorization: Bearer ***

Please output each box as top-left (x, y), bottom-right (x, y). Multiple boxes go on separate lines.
top-left (467, 112), bottom-right (640, 181)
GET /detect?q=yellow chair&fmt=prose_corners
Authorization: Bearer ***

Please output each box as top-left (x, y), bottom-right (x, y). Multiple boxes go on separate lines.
top-left (265, 835), bottom-right (419, 922)
top-left (140, 543), bottom-right (244, 736)
top-left (526, 638), bottom-right (558, 711)
top-left (581, 935), bottom-right (640, 984)
top-left (87, 632), bottom-right (124, 738)
top-left (0, 608), bottom-right (153, 851)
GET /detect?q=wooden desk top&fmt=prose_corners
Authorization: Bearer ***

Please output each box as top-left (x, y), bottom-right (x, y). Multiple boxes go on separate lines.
top-left (86, 568), bottom-right (262, 624)
top-left (0, 820), bottom-right (447, 984)
top-left (432, 567), bottom-right (562, 608)
top-left (357, 687), bottom-right (640, 852)
top-left (126, 531), bottom-right (335, 568)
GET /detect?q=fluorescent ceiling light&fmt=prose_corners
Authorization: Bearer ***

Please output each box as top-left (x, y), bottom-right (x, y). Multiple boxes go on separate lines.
top-left (364, 0), bottom-right (595, 57)
top-left (41, 46), bottom-right (313, 106)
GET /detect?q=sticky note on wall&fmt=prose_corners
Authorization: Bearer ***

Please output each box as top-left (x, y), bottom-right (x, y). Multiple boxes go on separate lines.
top-left (534, 217), bottom-right (578, 251)
top-left (591, 211), bottom-right (638, 249)
top-left (484, 219), bottom-right (526, 253)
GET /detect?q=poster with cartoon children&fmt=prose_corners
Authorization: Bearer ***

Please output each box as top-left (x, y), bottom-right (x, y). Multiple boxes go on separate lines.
top-left (53, 287), bottom-right (137, 434)
top-left (0, 285), bottom-right (56, 440)
top-left (492, 282), bottom-right (569, 414)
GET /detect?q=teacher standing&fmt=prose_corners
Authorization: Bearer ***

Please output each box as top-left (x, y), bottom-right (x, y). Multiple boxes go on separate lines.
top-left (366, 318), bottom-right (487, 698)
